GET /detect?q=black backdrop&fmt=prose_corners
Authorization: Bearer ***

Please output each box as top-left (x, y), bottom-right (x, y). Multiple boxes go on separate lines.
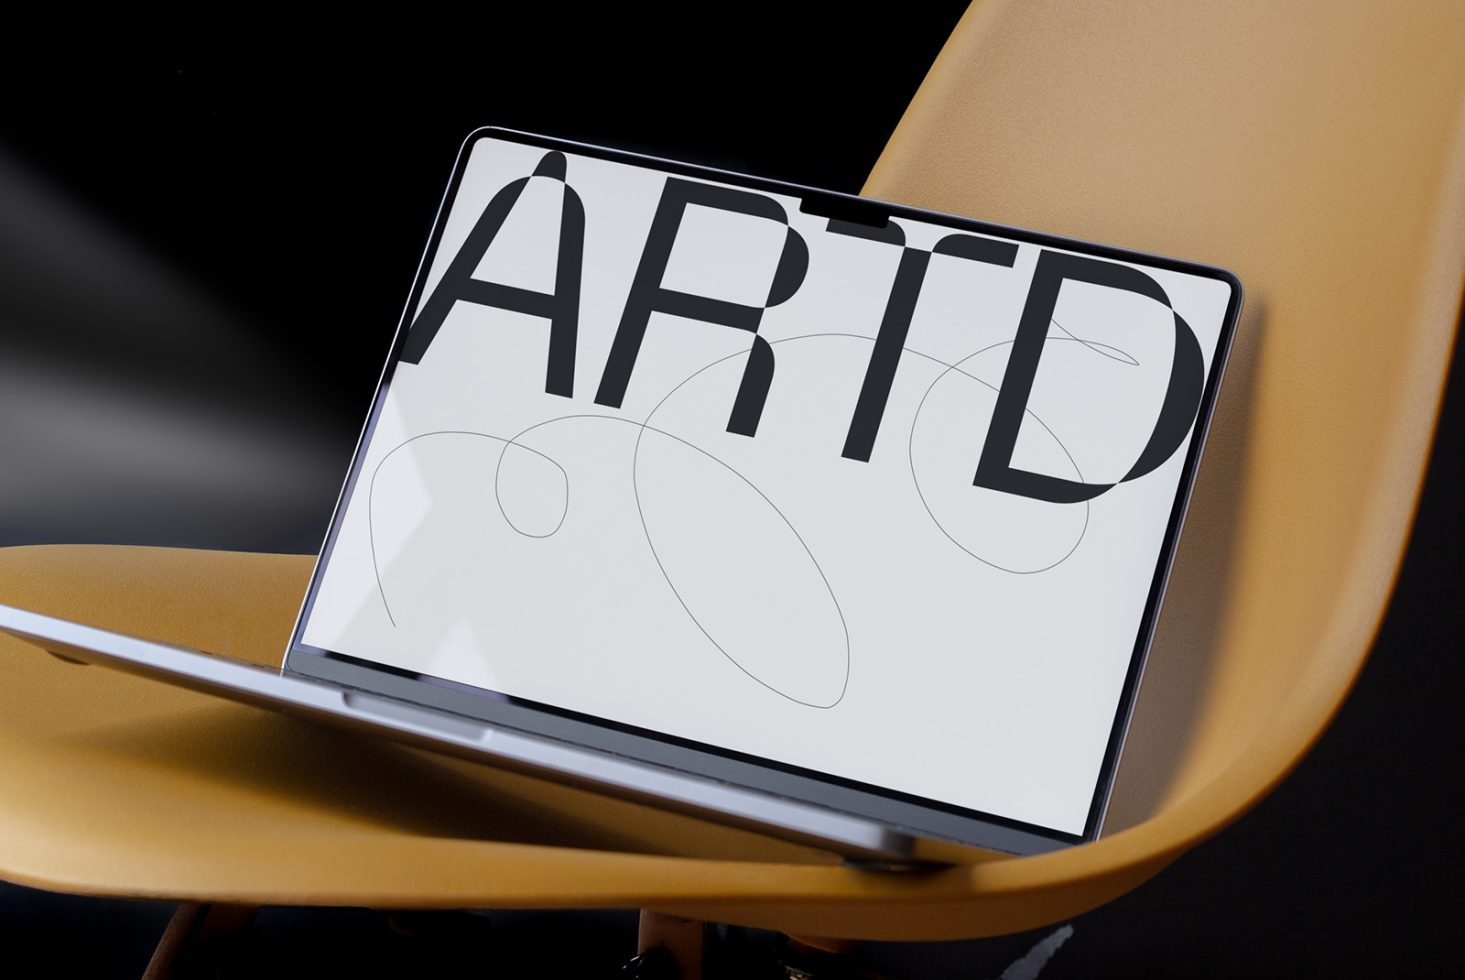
top-left (1, 10), bottom-right (1461, 976)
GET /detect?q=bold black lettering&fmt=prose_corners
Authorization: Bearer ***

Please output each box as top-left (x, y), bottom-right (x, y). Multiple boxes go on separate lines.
top-left (833, 227), bottom-right (1018, 462)
top-left (593, 178), bottom-right (808, 437)
top-left (399, 151), bottom-right (585, 399)
top-left (974, 250), bottom-right (1205, 503)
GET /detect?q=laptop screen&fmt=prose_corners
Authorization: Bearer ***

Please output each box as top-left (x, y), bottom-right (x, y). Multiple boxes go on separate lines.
top-left (291, 128), bottom-right (1239, 846)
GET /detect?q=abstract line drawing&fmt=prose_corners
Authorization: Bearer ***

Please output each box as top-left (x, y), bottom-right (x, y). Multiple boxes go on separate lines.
top-left (368, 325), bottom-right (1134, 707)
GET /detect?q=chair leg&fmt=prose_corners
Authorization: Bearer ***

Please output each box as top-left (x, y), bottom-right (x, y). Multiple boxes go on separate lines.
top-left (142, 902), bottom-right (258, 979)
top-left (628, 909), bottom-right (703, 979)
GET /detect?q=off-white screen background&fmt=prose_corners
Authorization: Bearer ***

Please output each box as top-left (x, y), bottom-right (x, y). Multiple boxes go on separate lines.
top-left (303, 136), bottom-right (1231, 835)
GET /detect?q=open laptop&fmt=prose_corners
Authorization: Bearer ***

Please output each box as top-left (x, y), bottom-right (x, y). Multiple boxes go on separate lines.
top-left (0, 127), bottom-right (1242, 865)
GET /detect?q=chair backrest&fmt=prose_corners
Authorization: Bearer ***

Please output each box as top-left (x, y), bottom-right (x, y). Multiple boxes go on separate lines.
top-left (864, 0), bottom-right (1465, 847)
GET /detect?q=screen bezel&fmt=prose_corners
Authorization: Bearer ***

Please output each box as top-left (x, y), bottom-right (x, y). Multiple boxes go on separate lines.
top-left (284, 125), bottom-right (1244, 855)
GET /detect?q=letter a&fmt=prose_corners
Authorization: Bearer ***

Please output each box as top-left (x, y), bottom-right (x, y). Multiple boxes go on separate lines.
top-left (399, 151), bottom-right (585, 398)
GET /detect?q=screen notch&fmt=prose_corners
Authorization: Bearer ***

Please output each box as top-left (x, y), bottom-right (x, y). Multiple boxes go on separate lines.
top-left (798, 190), bottom-right (889, 229)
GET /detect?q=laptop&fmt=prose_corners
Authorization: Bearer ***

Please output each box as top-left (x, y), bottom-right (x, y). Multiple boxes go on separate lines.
top-left (0, 127), bottom-right (1242, 865)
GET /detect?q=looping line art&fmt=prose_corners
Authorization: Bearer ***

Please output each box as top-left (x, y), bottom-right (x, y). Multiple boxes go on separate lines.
top-left (368, 324), bottom-right (1135, 707)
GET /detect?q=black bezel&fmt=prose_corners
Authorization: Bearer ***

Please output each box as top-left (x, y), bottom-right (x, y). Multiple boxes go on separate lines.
top-left (284, 126), bottom-right (1244, 855)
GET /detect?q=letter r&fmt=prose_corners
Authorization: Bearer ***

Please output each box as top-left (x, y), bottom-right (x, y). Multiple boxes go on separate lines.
top-left (593, 178), bottom-right (809, 437)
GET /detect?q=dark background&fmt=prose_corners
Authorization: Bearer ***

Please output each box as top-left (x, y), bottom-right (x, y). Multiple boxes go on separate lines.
top-left (1, 10), bottom-right (1461, 976)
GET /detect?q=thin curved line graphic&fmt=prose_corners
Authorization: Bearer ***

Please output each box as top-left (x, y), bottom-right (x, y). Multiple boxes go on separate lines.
top-left (504, 411), bottom-right (853, 709)
top-left (1052, 317), bottom-right (1140, 366)
top-left (370, 411), bottom-right (851, 708)
top-left (638, 365), bottom-right (853, 710)
top-left (368, 431), bottom-right (567, 626)
top-left (366, 324), bottom-right (1135, 704)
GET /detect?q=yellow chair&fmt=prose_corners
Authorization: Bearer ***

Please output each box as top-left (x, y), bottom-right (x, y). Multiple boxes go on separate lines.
top-left (2, 0), bottom-right (1462, 964)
